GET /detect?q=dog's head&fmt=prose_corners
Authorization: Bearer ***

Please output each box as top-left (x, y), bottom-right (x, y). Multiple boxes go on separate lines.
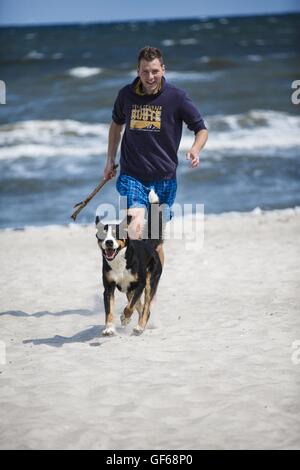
top-left (95, 215), bottom-right (132, 262)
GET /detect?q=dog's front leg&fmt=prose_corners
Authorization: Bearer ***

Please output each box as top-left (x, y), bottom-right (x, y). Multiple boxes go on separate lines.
top-left (103, 283), bottom-right (116, 336)
top-left (120, 286), bottom-right (144, 328)
top-left (120, 291), bottom-right (143, 326)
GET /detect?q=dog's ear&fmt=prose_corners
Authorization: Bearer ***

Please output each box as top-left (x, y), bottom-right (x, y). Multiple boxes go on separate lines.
top-left (95, 216), bottom-right (108, 239)
top-left (127, 214), bottom-right (133, 225)
top-left (95, 216), bottom-right (107, 229)
top-left (95, 215), bottom-right (103, 226)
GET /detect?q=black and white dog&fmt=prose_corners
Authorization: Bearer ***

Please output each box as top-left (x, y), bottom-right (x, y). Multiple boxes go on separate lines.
top-left (95, 191), bottom-right (164, 336)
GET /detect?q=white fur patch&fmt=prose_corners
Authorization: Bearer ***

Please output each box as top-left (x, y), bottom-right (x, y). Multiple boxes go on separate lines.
top-left (132, 325), bottom-right (144, 335)
top-left (106, 248), bottom-right (136, 292)
top-left (102, 323), bottom-right (116, 336)
top-left (101, 226), bottom-right (119, 250)
top-left (148, 188), bottom-right (159, 204)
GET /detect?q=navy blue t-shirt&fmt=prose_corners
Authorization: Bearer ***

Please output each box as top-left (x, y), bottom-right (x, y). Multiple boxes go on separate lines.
top-left (112, 77), bottom-right (207, 182)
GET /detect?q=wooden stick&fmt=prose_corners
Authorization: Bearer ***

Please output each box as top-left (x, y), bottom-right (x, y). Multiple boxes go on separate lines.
top-left (70, 164), bottom-right (118, 221)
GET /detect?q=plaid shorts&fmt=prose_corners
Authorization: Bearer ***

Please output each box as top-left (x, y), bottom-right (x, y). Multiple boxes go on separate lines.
top-left (116, 174), bottom-right (177, 220)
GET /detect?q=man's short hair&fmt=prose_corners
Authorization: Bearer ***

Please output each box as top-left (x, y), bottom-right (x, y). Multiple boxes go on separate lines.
top-left (138, 46), bottom-right (164, 65)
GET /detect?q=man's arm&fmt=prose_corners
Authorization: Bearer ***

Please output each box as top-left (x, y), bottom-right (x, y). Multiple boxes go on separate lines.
top-left (103, 121), bottom-right (124, 179)
top-left (186, 129), bottom-right (208, 168)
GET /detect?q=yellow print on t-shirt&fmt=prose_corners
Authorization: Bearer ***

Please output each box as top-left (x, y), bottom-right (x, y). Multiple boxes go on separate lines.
top-left (130, 105), bottom-right (162, 131)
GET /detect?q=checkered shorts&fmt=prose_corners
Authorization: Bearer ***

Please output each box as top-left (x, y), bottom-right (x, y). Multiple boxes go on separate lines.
top-left (116, 174), bottom-right (177, 220)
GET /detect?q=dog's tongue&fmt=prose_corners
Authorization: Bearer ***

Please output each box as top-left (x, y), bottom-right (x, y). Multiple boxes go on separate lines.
top-left (106, 248), bottom-right (115, 259)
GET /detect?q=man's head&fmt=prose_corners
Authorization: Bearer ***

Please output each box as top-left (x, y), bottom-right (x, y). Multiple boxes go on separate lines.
top-left (137, 46), bottom-right (165, 95)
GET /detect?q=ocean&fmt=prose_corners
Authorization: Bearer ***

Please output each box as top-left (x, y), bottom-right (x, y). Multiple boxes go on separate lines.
top-left (0, 13), bottom-right (299, 228)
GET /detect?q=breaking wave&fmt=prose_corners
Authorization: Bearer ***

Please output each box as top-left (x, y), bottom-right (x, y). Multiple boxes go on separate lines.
top-left (0, 110), bottom-right (299, 161)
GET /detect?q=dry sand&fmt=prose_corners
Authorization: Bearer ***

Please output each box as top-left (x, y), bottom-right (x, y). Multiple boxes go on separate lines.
top-left (0, 208), bottom-right (300, 450)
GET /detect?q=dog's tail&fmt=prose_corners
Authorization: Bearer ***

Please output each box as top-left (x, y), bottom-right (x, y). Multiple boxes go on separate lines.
top-left (145, 188), bottom-right (165, 244)
top-left (148, 188), bottom-right (160, 204)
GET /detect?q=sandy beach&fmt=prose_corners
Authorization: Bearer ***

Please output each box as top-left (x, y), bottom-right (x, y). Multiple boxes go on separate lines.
top-left (0, 208), bottom-right (300, 450)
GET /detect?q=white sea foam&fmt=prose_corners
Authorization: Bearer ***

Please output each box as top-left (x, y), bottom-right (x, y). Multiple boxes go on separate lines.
top-left (247, 55), bottom-right (263, 62)
top-left (1, 110), bottom-right (299, 161)
top-left (67, 67), bottom-right (103, 78)
top-left (161, 39), bottom-right (176, 47)
top-left (25, 50), bottom-right (45, 60)
top-left (180, 110), bottom-right (300, 154)
top-left (128, 69), bottom-right (217, 82)
top-left (162, 38), bottom-right (198, 47)
top-left (179, 38), bottom-right (198, 45)
top-left (199, 56), bottom-right (210, 63)
top-left (166, 70), bottom-right (220, 82)
top-left (0, 120), bottom-right (109, 160)
top-left (0, 144), bottom-right (104, 159)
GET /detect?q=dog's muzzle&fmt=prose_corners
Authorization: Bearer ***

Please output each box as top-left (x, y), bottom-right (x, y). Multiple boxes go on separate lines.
top-left (104, 239), bottom-right (118, 261)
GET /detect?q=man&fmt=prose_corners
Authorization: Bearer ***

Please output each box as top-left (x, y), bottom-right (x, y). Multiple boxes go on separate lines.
top-left (103, 46), bottom-right (208, 265)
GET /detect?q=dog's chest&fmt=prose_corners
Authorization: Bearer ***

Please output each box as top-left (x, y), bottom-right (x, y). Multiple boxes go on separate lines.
top-left (106, 252), bottom-right (136, 292)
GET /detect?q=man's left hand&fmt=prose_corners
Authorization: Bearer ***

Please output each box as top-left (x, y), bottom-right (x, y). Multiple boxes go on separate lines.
top-left (186, 149), bottom-right (200, 168)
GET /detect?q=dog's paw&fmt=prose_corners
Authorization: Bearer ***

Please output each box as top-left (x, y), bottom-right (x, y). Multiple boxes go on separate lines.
top-left (120, 313), bottom-right (131, 326)
top-left (132, 325), bottom-right (144, 336)
top-left (102, 326), bottom-right (116, 336)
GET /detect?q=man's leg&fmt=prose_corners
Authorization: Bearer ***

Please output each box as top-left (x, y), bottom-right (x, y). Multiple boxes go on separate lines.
top-left (156, 243), bottom-right (164, 267)
top-left (127, 203), bottom-right (165, 268)
top-left (127, 207), bottom-right (146, 240)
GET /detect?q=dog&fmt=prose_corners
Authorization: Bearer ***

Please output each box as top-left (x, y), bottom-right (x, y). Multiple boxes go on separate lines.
top-left (95, 191), bottom-right (164, 336)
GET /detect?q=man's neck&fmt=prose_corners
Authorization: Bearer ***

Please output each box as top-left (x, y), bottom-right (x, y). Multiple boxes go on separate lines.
top-left (135, 79), bottom-right (162, 96)
top-left (142, 84), bottom-right (160, 95)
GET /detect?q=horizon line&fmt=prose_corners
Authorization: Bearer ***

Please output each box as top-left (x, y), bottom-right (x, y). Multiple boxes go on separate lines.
top-left (0, 9), bottom-right (299, 29)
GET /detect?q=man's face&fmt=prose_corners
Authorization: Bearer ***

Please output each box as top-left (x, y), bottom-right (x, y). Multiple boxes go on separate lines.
top-left (138, 58), bottom-right (165, 95)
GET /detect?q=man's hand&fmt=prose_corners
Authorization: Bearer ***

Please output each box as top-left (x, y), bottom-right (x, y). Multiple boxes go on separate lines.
top-left (186, 148), bottom-right (200, 168)
top-left (186, 129), bottom-right (208, 168)
top-left (103, 161), bottom-right (117, 180)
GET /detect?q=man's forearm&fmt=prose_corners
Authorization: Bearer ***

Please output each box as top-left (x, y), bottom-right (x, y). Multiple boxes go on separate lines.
top-left (107, 121), bottom-right (123, 162)
top-left (192, 129), bottom-right (208, 153)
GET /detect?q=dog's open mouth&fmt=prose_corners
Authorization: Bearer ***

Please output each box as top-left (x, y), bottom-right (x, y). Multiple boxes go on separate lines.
top-left (104, 248), bottom-right (117, 261)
